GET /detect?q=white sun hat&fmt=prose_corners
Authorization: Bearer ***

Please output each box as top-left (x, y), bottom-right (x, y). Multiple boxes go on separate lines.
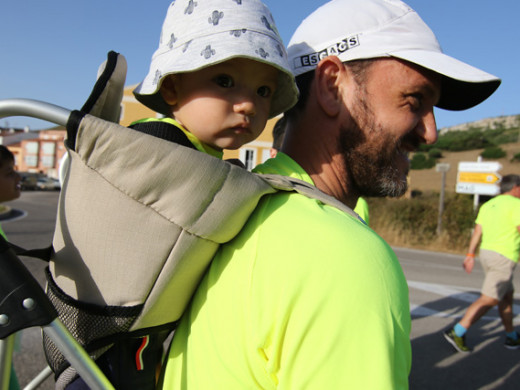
top-left (287, 0), bottom-right (500, 111)
top-left (134, 0), bottom-right (298, 118)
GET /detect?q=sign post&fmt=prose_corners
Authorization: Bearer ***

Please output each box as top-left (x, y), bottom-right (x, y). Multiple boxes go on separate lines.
top-left (456, 159), bottom-right (502, 211)
top-left (435, 163), bottom-right (450, 235)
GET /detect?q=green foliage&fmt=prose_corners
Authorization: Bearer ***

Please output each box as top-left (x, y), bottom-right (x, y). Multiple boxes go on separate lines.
top-left (434, 127), bottom-right (520, 152)
top-left (368, 192), bottom-right (475, 251)
top-left (389, 196), bottom-right (438, 239)
top-left (511, 152), bottom-right (520, 162)
top-left (480, 146), bottom-right (506, 159)
top-left (427, 148), bottom-right (443, 159)
top-left (435, 129), bottom-right (490, 151)
top-left (410, 153), bottom-right (436, 170)
top-left (491, 129), bottom-right (519, 144)
top-left (441, 194), bottom-right (475, 245)
top-left (417, 143), bottom-right (433, 152)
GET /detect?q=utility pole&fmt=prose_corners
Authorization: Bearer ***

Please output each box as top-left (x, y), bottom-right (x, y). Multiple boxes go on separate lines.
top-left (435, 163), bottom-right (450, 235)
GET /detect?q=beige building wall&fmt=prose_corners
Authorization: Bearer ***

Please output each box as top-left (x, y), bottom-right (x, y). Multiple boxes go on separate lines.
top-left (120, 84), bottom-right (159, 127)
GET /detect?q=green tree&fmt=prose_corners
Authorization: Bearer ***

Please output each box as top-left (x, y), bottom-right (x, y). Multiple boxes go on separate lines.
top-left (428, 148), bottom-right (443, 159)
top-left (480, 146), bottom-right (506, 159)
top-left (410, 153), bottom-right (436, 170)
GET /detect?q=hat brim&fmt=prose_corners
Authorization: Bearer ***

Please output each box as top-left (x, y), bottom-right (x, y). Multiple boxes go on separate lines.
top-left (133, 29), bottom-right (298, 119)
top-left (391, 49), bottom-right (501, 111)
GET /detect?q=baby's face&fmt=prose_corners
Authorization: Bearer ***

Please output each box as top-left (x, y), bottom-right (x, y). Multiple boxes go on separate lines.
top-left (164, 58), bottom-right (278, 151)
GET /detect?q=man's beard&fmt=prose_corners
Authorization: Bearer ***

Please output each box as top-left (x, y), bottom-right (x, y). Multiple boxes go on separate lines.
top-left (339, 102), bottom-right (417, 198)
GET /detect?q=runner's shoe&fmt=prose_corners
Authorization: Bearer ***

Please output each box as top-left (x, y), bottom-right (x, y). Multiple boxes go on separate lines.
top-left (504, 333), bottom-right (520, 350)
top-left (443, 329), bottom-right (471, 353)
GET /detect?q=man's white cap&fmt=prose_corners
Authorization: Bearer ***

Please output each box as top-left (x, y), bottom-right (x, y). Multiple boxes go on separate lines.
top-left (134, 0), bottom-right (298, 118)
top-left (288, 0), bottom-right (500, 111)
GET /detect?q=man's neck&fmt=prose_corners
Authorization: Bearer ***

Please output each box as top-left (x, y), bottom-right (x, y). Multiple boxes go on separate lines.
top-left (283, 130), bottom-right (358, 210)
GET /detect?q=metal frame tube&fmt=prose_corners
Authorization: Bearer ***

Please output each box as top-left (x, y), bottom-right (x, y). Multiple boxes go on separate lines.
top-left (0, 99), bottom-right (70, 126)
top-left (0, 336), bottom-right (15, 390)
top-left (43, 320), bottom-right (114, 390)
top-left (0, 98), bottom-right (113, 388)
top-left (22, 365), bottom-right (53, 390)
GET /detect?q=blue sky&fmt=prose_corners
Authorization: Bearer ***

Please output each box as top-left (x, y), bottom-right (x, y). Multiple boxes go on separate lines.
top-left (1, 0), bottom-right (518, 131)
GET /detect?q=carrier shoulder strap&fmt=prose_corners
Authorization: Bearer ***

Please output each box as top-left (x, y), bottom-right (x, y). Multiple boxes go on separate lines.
top-left (258, 174), bottom-right (362, 221)
top-left (129, 120), bottom-right (195, 149)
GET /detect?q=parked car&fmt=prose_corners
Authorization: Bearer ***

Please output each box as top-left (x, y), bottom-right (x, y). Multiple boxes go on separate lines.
top-left (35, 177), bottom-right (61, 191)
top-left (20, 176), bottom-right (38, 191)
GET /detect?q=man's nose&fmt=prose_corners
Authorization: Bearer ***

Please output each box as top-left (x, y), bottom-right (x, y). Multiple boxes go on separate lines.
top-left (419, 109), bottom-right (438, 145)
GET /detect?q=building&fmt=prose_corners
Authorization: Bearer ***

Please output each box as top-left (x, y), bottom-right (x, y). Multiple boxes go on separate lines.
top-left (0, 127), bottom-right (66, 178)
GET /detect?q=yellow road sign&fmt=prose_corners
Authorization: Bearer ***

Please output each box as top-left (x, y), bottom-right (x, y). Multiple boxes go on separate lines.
top-left (458, 172), bottom-right (501, 184)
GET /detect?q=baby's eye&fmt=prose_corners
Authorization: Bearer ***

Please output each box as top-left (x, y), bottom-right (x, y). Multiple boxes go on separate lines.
top-left (213, 74), bottom-right (234, 88)
top-left (257, 85), bottom-right (272, 98)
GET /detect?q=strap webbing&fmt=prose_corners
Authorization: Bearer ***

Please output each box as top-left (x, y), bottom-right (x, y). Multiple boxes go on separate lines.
top-left (129, 121), bottom-right (196, 149)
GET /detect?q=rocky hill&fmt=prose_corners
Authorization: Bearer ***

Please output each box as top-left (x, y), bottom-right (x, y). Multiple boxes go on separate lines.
top-left (439, 114), bottom-right (520, 134)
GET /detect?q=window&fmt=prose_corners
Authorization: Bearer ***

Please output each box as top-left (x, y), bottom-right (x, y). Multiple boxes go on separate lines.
top-left (261, 148), bottom-right (271, 163)
top-left (42, 142), bottom-right (55, 155)
top-left (25, 142), bottom-right (39, 154)
top-left (239, 148), bottom-right (257, 171)
top-left (41, 155), bottom-right (55, 168)
top-left (25, 155), bottom-right (38, 167)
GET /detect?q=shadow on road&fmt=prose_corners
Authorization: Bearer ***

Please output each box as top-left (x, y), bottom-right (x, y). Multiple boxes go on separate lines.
top-left (410, 294), bottom-right (520, 390)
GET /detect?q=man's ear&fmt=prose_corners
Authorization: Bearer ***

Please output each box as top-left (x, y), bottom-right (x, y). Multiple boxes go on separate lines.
top-left (160, 75), bottom-right (178, 106)
top-left (314, 56), bottom-right (345, 117)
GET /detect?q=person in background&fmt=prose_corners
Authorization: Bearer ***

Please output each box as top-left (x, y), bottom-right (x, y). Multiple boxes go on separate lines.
top-left (444, 174), bottom-right (520, 352)
top-left (0, 145), bottom-right (21, 239)
top-left (160, 0), bottom-right (500, 388)
top-left (0, 144), bottom-right (22, 390)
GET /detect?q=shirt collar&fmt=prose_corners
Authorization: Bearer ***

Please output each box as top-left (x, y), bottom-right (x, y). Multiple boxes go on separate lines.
top-left (253, 152), bottom-right (314, 186)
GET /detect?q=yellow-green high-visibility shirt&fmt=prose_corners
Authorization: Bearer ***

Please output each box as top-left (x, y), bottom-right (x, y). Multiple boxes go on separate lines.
top-left (354, 196), bottom-right (370, 226)
top-left (161, 153), bottom-right (411, 389)
top-left (476, 194), bottom-right (520, 262)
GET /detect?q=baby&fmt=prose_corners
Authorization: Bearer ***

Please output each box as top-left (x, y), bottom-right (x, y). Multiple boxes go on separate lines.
top-left (132, 0), bottom-right (298, 159)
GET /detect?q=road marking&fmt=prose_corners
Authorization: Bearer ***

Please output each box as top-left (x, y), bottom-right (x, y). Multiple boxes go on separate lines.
top-left (408, 280), bottom-right (520, 324)
top-left (400, 259), bottom-right (471, 272)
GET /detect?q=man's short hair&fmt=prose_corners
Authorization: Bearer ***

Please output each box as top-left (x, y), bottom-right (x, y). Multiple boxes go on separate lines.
top-left (272, 116), bottom-right (287, 151)
top-left (500, 174), bottom-right (520, 194)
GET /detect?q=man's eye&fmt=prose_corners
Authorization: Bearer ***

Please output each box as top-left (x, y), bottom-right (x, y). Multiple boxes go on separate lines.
top-left (257, 86), bottom-right (272, 98)
top-left (214, 75), bottom-right (234, 88)
top-left (409, 94), bottom-right (423, 111)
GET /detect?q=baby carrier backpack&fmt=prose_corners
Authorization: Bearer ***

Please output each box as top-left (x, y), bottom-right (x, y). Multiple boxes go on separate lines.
top-left (0, 52), bottom-right (360, 389)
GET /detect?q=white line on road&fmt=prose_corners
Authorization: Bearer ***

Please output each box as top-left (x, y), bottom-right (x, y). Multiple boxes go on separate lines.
top-left (408, 280), bottom-right (520, 324)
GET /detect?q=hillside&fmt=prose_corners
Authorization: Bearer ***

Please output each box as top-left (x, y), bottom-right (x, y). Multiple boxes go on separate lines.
top-left (438, 113), bottom-right (520, 134)
top-left (409, 141), bottom-right (520, 194)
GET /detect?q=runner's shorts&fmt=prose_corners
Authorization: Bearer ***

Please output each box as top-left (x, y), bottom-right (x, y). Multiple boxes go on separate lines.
top-left (480, 249), bottom-right (517, 300)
